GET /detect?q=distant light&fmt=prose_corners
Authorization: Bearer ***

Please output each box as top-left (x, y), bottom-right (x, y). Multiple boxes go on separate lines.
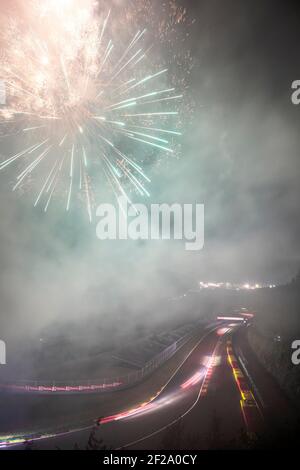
top-left (202, 355), bottom-right (221, 367)
top-left (41, 56), bottom-right (49, 66)
top-left (217, 316), bottom-right (244, 322)
top-left (217, 327), bottom-right (230, 336)
top-left (199, 281), bottom-right (268, 291)
top-left (181, 370), bottom-right (204, 389)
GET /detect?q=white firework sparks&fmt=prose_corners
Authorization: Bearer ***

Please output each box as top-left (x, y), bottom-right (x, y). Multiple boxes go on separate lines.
top-left (0, 0), bottom-right (182, 221)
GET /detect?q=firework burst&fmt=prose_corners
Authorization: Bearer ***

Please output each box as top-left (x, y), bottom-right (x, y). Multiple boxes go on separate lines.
top-left (0, 0), bottom-right (182, 221)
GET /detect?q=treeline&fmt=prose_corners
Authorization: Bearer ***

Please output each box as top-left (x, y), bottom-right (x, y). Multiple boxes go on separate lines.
top-left (249, 270), bottom-right (300, 339)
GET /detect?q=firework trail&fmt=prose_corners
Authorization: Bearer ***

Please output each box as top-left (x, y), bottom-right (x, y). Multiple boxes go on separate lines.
top-left (0, 0), bottom-right (182, 221)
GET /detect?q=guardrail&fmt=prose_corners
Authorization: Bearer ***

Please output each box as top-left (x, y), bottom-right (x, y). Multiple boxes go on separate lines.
top-left (0, 332), bottom-right (193, 395)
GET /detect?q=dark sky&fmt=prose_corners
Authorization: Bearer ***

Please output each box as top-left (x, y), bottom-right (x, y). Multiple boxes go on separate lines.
top-left (0, 0), bottom-right (300, 339)
top-left (176, 0), bottom-right (300, 282)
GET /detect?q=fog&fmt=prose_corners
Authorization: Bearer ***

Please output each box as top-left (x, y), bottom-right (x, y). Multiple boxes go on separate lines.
top-left (0, 0), bottom-right (300, 363)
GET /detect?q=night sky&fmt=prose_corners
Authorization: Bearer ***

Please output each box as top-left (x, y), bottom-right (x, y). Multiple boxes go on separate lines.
top-left (177, 0), bottom-right (300, 282)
